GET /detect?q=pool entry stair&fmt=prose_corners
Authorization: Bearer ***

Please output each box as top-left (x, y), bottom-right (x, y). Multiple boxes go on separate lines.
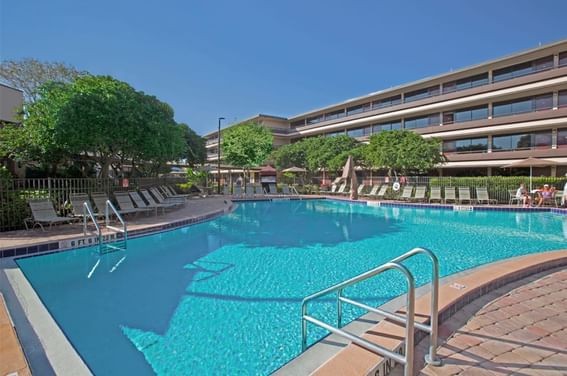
top-left (82, 200), bottom-right (128, 254)
top-left (301, 247), bottom-right (441, 376)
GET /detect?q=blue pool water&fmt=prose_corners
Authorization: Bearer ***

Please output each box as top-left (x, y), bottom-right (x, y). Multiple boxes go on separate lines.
top-left (16, 200), bottom-right (567, 375)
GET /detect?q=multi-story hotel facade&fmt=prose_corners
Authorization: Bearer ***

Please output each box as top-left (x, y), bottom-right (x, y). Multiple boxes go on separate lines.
top-left (204, 39), bottom-right (567, 178)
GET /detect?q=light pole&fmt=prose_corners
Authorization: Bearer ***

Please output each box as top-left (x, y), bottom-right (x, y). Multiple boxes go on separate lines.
top-left (217, 117), bottom-right (225, 194)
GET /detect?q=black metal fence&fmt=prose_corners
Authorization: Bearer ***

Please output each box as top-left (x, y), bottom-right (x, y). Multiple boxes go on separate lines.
top-left (0, 177), bottom-right (186, 232)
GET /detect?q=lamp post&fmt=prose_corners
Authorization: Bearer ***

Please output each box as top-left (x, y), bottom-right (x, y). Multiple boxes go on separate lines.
top-left (217, 117), bottom-right (225, 194)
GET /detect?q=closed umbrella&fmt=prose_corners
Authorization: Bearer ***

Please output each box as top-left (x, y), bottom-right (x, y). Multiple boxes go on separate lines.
top-left (502, 157), bottom-right (557, 192)
top-left (342, 155), bottom-right (358, 200)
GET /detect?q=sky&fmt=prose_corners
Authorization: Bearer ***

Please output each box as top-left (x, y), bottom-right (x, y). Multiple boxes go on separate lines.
top-left (1, 0), bottom-right (567, 136)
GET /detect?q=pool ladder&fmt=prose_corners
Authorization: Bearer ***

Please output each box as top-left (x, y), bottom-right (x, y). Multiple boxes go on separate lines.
top-left (301, 247), bottom-right (441, 376)
top-left (82, 200), bottom-right (127, 254)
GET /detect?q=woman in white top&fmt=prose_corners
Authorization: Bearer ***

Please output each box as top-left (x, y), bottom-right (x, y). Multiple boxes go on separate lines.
top-left (516, 183), bottom-right (531, 207)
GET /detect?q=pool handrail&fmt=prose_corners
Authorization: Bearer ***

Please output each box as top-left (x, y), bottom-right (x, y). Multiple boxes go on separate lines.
top-left (83, 201), bottom-right (102, 245)
top-left (300, 247), bottom-right (441, 376)
top-left (105, 200), bottom-right (128, 243)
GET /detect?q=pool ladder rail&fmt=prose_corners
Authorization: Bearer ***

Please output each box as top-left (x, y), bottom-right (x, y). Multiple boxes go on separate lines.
top-left (82, 200), bottom-right (128, 254)
top-left (301, 247), bottom-right (441, 376)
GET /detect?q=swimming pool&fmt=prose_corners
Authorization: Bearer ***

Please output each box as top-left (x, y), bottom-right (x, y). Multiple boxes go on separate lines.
top-left (16, 200), bottom-right (567, 375)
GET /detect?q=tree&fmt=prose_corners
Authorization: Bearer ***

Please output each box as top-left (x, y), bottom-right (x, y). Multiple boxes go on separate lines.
top-left (180, 124), bottom-right (206, 166)
top-left (1, 75), bottom-right (187, 177)
top-left (0, 58), bottom-right (86, 103)
top-left (222, 122), bottom-right (273, 181)
top-left (365, 130), bottom-right (444, 176)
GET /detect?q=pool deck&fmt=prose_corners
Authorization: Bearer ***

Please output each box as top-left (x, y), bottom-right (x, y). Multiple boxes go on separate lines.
top-left (307, 250), bottom-right (567, 376)
top-left (414, 267), bottom-right (567, 375)
top-left (0, 293), bottom-right (31, 376)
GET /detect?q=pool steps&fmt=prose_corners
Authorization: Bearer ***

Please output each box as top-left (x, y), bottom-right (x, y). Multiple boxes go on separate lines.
top-left (301, 248), bottom-right (442, 376)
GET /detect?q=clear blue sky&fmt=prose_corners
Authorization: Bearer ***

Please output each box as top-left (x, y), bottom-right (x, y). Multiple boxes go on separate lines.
top-left (1, 0), bottom-right (567, 135)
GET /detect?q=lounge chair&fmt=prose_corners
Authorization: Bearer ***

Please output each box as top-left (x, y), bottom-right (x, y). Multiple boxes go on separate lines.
top-left (444, 187), bottom-right (457, 204)
top-left (114, 192), bottom-right (153, 216)
top-left (161, 185), bottom-right (190, 199)
top-left (357, 184), bottom-right (365, 195)
top-left (254, 185), bottom-right (265, 196)
top-left (335, 183), bottom-right (347, 195)
top-left (376, 185), bottom-right (388, 199)
top-left (400, 185), bottom-right (414, 201)
top-left (364, 184), bottom-right (380, 197)
top-left (222, 185), bottom-right (230, 196)
top-left (132, 190), bottom-right (177, 215)
top-left (412, 186), bottom-right (426, 202)
top-left (233, 185), bottom-right (242, 197)
top-left (150, 187), bottom-right (185, 205)
top-left (25, 198), bottom-right (76, 231)
top-left (429, 186), bottom-right (442, 203)
top-left (458, 187), bottom-right (472, 204)
top-left (69, 193), bottom-right (103, 218)
top-left (245, 185), bottom-right (255, 198)
top-left (555, 191), bottom-right (564, 207)
top-left (475, 187), bottom-right (496, 205)
top-left (508, 190), bottom-right (522, 206)
top-left (327, 184), bottom-right (337, 194)
top-left (281, 184), bottom-right (297, 196)
top-left (91, 193), bottom-right (112, 217)
top-left (268, 183), bottom-right (279, 196)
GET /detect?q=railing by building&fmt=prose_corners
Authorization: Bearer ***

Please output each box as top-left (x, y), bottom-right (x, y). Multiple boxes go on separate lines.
top-left (0, 177), bottom-right (186, 232)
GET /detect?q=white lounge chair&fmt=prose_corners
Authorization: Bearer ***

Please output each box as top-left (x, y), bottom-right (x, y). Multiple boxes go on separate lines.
top-left (429, 186), bottom-right (442, 203)
top-left (132, 190), bottom-right (176, 215)
top-left (444, 187), bottom-right (457, 204)
top-left (69, 193), bottom-right (103, 218)
top-left (412, 186), bottom-right (426, 202)
top-left (357, 184), bottom-right (365, 195)
top-left (400, 186), bottom-right (414, 201)
top-left (150, 187), bottom-right (185, 205)
top-left (254, 185), bottom-right (265, 196)
top-left (376, 185), bottom-right (388, 199)
top-left (364, 184), bottom-right (380, 197)
top-left (475, 187), bottom-right (496, 205)
top-left (458, 187), bottom-right (472, 204)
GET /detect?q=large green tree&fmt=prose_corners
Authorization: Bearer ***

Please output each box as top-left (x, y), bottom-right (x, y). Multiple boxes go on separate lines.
top-left (365, 130), bottom-right (444, 175)
top-left (180, 124), bottom-right (206, 166)
top-left (222, 122), bottom-right (273, 180)
top-left (0, 58), bottom-right (86, 103)
top-left (272, 135), bottom-right (359, 173)
top-left (1, 75), bottom-right (187, 177)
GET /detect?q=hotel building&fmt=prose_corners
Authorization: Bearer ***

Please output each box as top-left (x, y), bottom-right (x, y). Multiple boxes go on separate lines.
top-left (0, 83), bottom-right (25, 176)
top-left (204, 39), bottom-right (567, 178)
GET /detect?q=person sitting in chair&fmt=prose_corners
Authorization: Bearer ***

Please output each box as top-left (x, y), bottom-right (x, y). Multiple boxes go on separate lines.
top-left (516, 183), bottom-right (531, 207)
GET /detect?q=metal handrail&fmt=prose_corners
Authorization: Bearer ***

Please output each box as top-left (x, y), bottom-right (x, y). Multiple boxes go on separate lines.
top-left (82, 202), bottom-right (102, 245)
top-left (104, 200), bottom-right (127, 242)
top-left (300, 247), bottom-right (441, 376)
top-left (302, 262), bottom-right (415, 376)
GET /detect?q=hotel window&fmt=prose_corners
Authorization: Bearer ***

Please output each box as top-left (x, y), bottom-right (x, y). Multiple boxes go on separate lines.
top-left (372, 121), bottom-right (402, 133)
top-left (306, 114), bottom-right (324, 125)
top-left (324, 109), bottom-right (345, 121)
top-left (492, 93), bottom-right (553, 118)
top-left (372, 95), bottom-right (402, 109)
top-left (560, 52), bottom-right (567, 67)
top-left (326, 130), bottom-right (345, 137)
top-left (404, 113), bottom-right (440, 129)
top-left (558, 128), bottom-right (567, 148)
top-left (442, 73), bottom-right (489, 94)
top-left (492, 56), bottom-right (554, 82)
top-left (443, 138), bottom-right (488, 153)
top-left (404, 85), bottom-right (440, 103)
top-left (347, 126), bottom-right (371, 138)
top-left (346, 103), bottom-right (371, 116)
top-left (291, 119), bottom-right (306, 127)
top-left (443, 105), bottom-right (488, 124)
top-left (559, 90), bottom-right (567, 108)
top-left (492, 131), bottom-right (552, 151)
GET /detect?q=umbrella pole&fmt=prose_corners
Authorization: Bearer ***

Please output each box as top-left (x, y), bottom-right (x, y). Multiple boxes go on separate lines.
top-left (530, 166), bottom-right (532, 193)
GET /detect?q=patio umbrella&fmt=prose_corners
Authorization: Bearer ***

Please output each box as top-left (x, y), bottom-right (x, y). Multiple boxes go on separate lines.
top-left (282, 166), bottom-right (307, 184)
top-left (502, 157), bottom-right (557, 192)
top-left (342, 155), bottom-right (358, 200)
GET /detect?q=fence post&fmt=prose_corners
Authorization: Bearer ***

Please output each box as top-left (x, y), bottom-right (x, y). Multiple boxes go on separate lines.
top-left (47, 177), bottom-right (52, 199)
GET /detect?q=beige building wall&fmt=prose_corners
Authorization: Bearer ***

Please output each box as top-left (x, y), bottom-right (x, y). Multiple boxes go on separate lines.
top-left (0, 84), bottom-right (24, 123)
